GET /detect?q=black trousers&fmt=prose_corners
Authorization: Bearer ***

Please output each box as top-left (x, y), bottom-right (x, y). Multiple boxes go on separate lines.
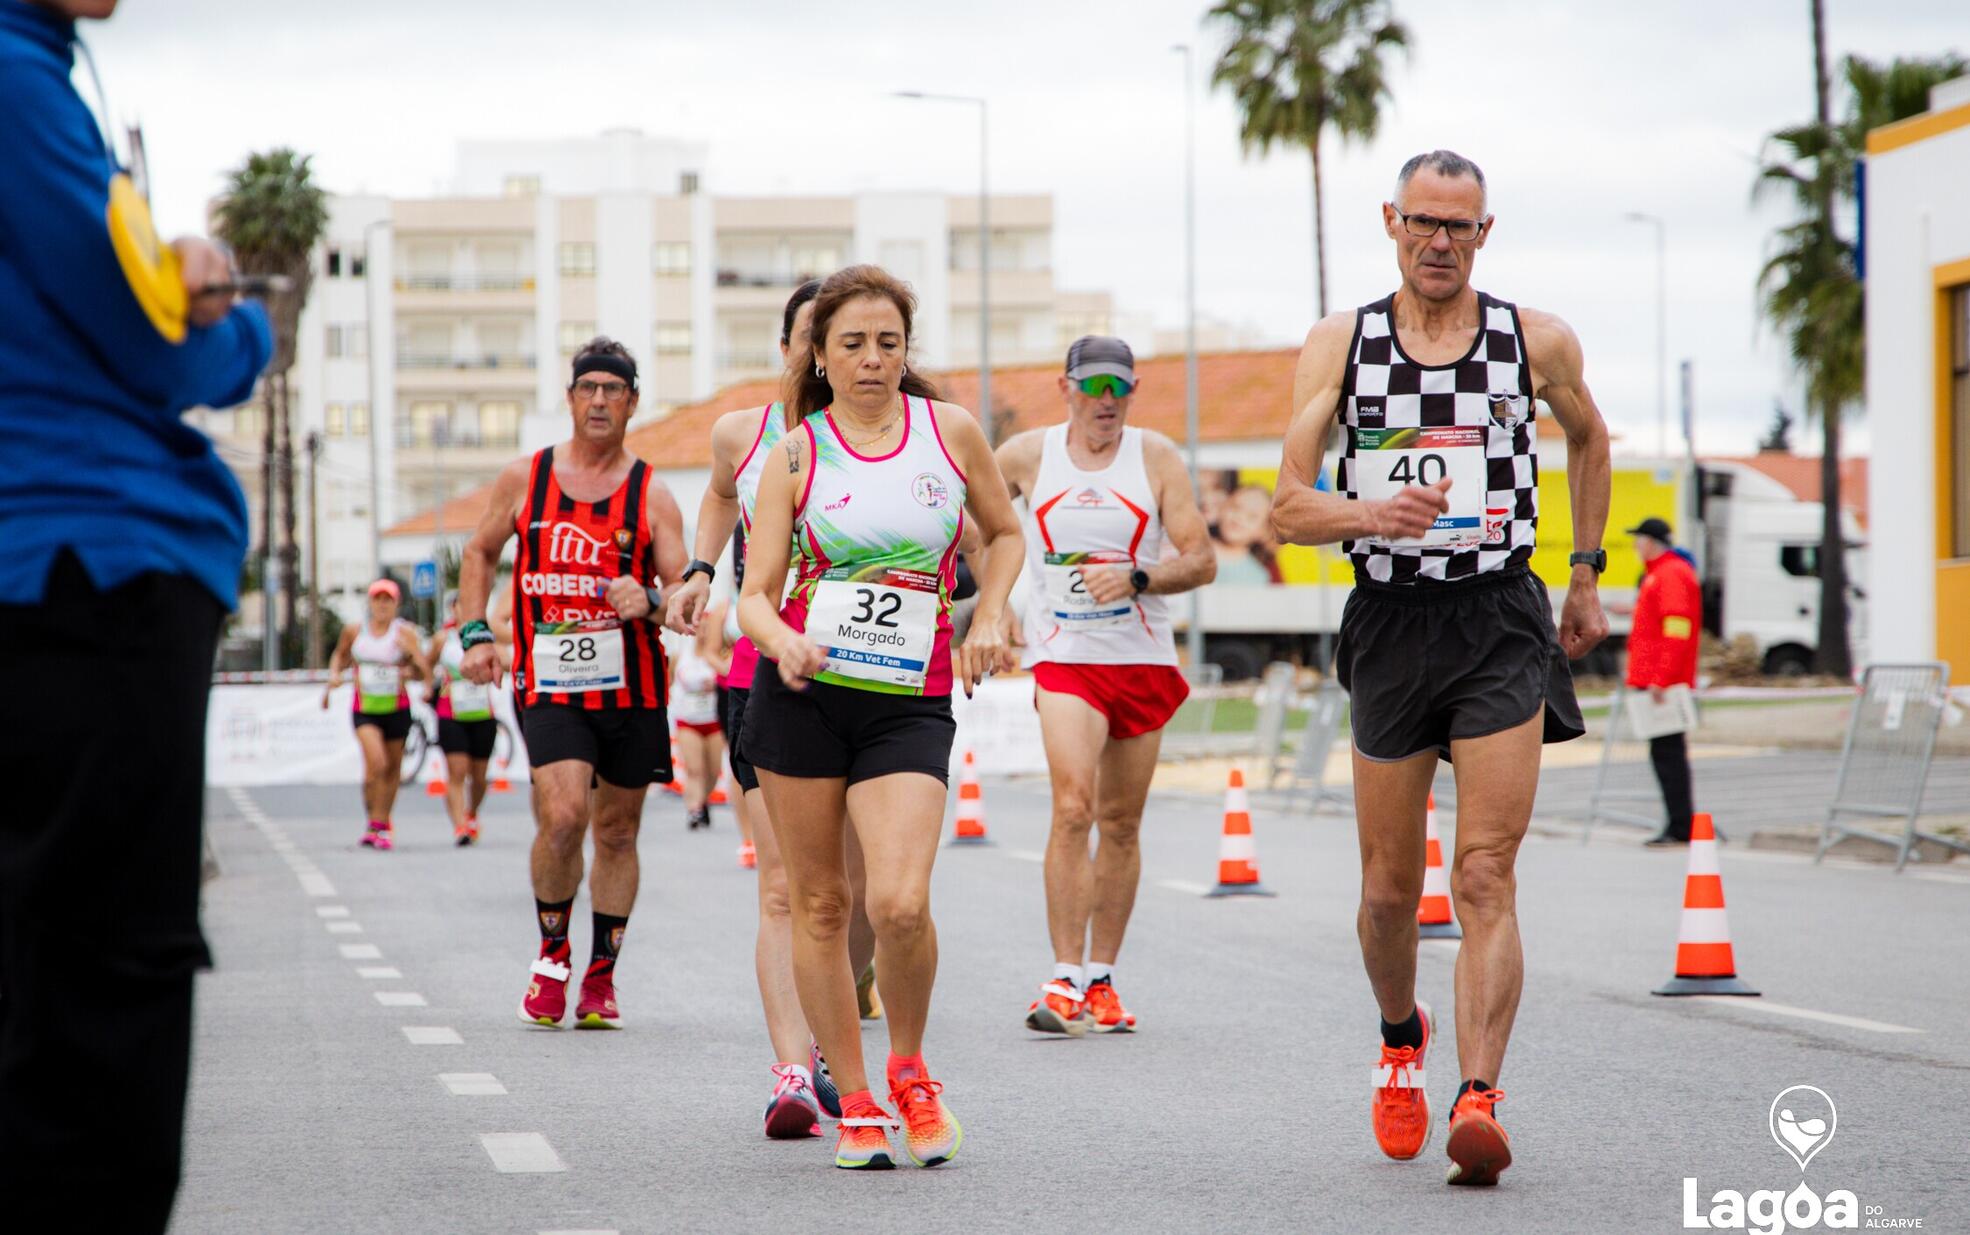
top-left (0, 553), bottom-right (222, 1233)
top-left (1649, 731), bottom-right (1695, 841)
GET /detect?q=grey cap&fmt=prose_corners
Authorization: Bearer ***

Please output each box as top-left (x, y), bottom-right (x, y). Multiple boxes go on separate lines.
top-left (1065, 335), bottom-right (1135, 383)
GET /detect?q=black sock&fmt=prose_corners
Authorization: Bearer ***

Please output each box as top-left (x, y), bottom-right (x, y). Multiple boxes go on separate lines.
top-left (1453, 1078), bottom-right (1497, 1121)
top-left (1380, 1007), bottom-right (1425, 1051)
top-left (535, 897), bottom-right (574, 960)
top-left (588, 912), bottom-right (628, 982)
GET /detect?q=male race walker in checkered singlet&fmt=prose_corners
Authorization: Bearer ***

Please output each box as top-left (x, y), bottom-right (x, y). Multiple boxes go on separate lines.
top-left (1271, 151), bottom-right (1612, 1186)
top-left (993, 336), bottom-right (1217, 1037)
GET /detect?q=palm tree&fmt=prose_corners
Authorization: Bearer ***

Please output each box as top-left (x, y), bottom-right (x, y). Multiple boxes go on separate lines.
top-left (1753, 6), bottom-right (1965, 677)
top-left (1207, 0), bottom-right (1409, 319)
top-left (213, 149), bottom-right (328, 667)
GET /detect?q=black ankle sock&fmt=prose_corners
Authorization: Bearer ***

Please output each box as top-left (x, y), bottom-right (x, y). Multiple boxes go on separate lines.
top-left (1380, 1007), bottom-right (1425, 1051)
top-left (588, 912), bottom-right (628, 982)
top-left (1452, 1078), bottom-right (1497, 1121)
top-left (535, 897), bottom-right (574, 958)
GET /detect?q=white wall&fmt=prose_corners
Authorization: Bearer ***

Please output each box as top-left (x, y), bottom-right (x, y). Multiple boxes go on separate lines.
top-left (1864, 122), bottom-right (1970, 661)
top-left (854, 194), bottom-right (951, 368)
top-left (453, 132), bottom-right (707, 197)
top-left (596, 192), bottom-right (654, 377)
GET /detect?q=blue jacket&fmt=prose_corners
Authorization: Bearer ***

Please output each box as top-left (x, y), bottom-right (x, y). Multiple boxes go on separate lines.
top-left (0, 2), bottom-right (272, 610)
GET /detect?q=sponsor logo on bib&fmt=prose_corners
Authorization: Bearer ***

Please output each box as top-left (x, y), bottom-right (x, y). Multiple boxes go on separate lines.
top-left (912, 473), bottom-right (950, 509)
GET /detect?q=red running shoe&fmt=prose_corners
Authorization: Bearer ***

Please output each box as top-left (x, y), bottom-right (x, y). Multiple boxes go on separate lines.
top-left (517, 955), bottom-right (570, 1027)
top-left (573, 973), bottom-right (622, 1029)
top-left (1372, 1000), bottom-right (1433, 1160)
top-left (1445, 1085), bottom-right (1511, 1186)
top-left (1084, 977), bottom-right (1136, 1034)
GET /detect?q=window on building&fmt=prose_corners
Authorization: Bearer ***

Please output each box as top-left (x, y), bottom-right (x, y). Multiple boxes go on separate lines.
top-left (347, 324), bottom-right (367, 359)
top-left (791, 244), bottom-right (840, 280)
top-left (652, 242), bottom-right (692, 275)
top-left (560, 320), bottom-right (598, 354)
top-left (1953, 285), bottom-right (1970, 559)
top-left (351, 251), bottom-right (367, 278)
top-left (654, 323), bottom-right (692, 354)
top-left (349, 402), bottom-right (370, 437)
top-left (558, 242), bottom-right (596, 277)
top-left (404, 401), bottom-right (450, 447)
top-left (324, 403), bottom-right (345, 437)
top-left (478, 400), bottom-right (522, 447)
top-left (679, 171), bottom-right (700, 195)
top-left (326, 247), bottom-right (343, 278)
top-left (326, 324), bottom-right (344, 358)
top-left (503, 174), bottom-right (541, 197)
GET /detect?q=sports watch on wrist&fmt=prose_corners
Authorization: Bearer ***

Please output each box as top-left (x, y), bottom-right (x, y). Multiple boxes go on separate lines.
top-left (1568, 549), bottom-right (1607, 575)
top-left (643, 586), bottom-right (664, 620)
top-left (681, 559), bottom-right (716, 585)
top-left (1129, 568), bottom-right (1152, 595)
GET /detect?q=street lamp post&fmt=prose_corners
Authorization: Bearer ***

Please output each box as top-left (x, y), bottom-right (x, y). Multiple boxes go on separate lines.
top-left (1625, 212), bottom-right (1667, 457)
top-left (362, 217), bottom-right (391, 580)
top-left (893, 91), bottom-right (990, 442)
top-left (1174, 44), bottom-right (1203, 667)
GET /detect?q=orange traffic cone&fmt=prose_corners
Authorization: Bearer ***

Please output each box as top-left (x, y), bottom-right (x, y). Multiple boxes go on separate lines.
top-left (1416, 794), bottom-right (1461, 939)
top-left (425, 763), bottom-right (447, 797)
top-left (662, 735), bottom-right (684, 797)
top-left (948, 750), bottom-right (990, 846)
top-left (709, 754), bottom-right (731, 806)
top-left (1206, 768), bottom-right (1275, 897)
top-left (490, 756), bottom-right (512, 794)
top-left (1653, 813), bottom-right (1759, 996)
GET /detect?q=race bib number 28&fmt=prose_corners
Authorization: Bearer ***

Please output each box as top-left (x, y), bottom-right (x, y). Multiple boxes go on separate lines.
top-left (807, 568), bottom-right (939, 691)
top-left (531, 622), bottom-right (626, 694)
top-left (1357, 426), bottom-right (1491, 548)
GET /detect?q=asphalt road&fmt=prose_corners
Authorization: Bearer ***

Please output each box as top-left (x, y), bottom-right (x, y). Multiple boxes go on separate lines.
top-left (172, 773), bottom-right (1970, 1234)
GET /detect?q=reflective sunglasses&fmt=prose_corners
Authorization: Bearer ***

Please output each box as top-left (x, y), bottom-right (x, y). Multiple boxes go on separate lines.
top-left (1077, 374), bottom-right (1133, 399)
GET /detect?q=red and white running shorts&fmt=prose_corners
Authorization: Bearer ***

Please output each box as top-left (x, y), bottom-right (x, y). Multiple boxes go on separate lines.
top-left (675, 719), bottom-right (722, 737)
top-left (1032, 662), bottom-right (1190, 740)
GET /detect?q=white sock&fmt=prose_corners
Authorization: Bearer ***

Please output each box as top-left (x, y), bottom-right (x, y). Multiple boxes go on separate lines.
top-left (1051, 963), bottom-right (1083, 989)
top-left (1084, 962), bottom-right (1115, 987)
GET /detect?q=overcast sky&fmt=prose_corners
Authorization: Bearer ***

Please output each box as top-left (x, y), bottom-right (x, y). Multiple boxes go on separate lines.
top-left (78, 0), bottom-right (1964, 457)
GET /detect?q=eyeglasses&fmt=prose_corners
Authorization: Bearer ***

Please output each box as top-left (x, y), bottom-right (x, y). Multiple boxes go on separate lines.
top-left (1391, 207), bottom-right (1486, 242)
top-left (1077, 374), bottom-right (1133, 399)
top-left (572, 379), bottom-right (631, 401)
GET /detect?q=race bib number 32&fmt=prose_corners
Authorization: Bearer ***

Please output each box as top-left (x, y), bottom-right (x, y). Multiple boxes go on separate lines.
top-left (1357, 426), bottom-right (1489, 548)
top-left (531, 622), bottom-right (626, 694)
top-left (1042, 550), bottom-right (1136, 630)
top-left (807, 568), bottom-right (939, 691)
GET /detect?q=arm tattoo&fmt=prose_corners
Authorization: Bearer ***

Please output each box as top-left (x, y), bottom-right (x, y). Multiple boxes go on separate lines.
top-left (786, 439), bottom-right (802, 474)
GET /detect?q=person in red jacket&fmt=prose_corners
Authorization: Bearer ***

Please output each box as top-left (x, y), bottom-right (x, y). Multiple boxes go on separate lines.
top-left (1626, 517), bottom-right (1701, 846)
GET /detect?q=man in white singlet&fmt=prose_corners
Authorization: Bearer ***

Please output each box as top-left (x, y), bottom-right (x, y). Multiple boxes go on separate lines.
top-left (994, 336), bottom-right (1216, 1036)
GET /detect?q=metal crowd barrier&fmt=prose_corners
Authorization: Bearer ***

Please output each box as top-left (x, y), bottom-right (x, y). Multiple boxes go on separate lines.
top-left (1816, 662), bottom-right (1958, 872)
top-left (1581, 680), bottom-right (1669, 842)
top-left (1278, 676), bottom-right (1353, 814)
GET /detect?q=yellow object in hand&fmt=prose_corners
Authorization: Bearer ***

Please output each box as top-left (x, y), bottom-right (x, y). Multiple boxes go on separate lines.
top-left (106, 172), bottom-right (187, 342)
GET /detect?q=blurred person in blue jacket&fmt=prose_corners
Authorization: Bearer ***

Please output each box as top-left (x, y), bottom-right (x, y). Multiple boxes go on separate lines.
top-left (0, 1), bottom-right (272, 1230)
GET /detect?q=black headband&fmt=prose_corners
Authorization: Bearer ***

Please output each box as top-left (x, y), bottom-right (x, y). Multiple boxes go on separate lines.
top-left (571, 352), bottom-right (637, 390)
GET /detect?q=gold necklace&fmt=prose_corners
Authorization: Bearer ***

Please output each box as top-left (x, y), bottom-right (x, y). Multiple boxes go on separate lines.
top-left (841, 410), bottom-right (901, 447)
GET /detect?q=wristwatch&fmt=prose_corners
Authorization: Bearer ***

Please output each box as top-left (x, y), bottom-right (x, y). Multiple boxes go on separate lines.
top-left (681, 559), bottom-right (716, 585)
top-left (1129, 568), bottom-right (1152, 595)
top-left (1569, 549), bottom-right (1607, 575)
top-left (643, 585), bottom-right (664, 619)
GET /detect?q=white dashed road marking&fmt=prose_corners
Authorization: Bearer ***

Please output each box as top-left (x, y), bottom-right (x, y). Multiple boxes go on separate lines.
top-left (439, 1073), bottom-right (508, 1096)
top-left (1683, 995), bottom-right (1921, 1035)
top-left (338, 944), bottom-right (382, 960)
top-left (1005, 848), bottom-right (1045, 863)
top-left (325, 921), bottom-right (363, 934)
top-left (402, 1026), bottom-right (463, 1045)
top-left (480, 1132), bottom-right (567, 1173)
top-left (1153, 878), bottom-right (1211, 895)
top-left (355, 967), bottom-right (402, 979)
top-left (316, 905), bottom-right (351, 918)
top-left (374, 992), bottom-right (427, 1007)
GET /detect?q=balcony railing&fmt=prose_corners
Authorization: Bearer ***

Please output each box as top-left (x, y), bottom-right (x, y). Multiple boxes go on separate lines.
top-left (716, 348), bottom-right (780, 374)
top-left (714, 268), bottom-right (827, 289)
top-left (394, 274), bottom-right (536, 292)
top-left (393, 423), bottom-right (521, 450)
top-left (397, 352), bottom-right (537, 371)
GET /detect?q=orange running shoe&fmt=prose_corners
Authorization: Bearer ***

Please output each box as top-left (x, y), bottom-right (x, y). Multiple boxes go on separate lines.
top-left (1023, 978), bottom-right (1086, 1037)
top-left (834, 1094), bottom-right (899, 1170)
top-left (890, 1073), bottom-right (962, 1167)
top-left (738, 841), bottom-right (757, 869)
top-left (1083, 977), bottom-right (1136, 1034)
top-left (1371, 999), bottom-right (1433, 1160)
top-left (1445, 1086), bottom-right (1510, 1186)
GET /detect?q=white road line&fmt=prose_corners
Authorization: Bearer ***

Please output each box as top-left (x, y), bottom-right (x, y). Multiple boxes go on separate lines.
top-left (402, 1026), bottom-right (462, 1045)
top-left (1909, 869), bottom-right (1970, 886)
top-left (339, 944), bottom-right (382, 960)
top-left (325, 921), bottom-right (363, 935)
top-left (315, 905), bottom-right (351, 918)
top-left (439, 1072), bottom-right (508, 1096)
top-left (1421, 938), bottom-right (1461, 954)
top-left (1003, 848), bottom-right (1045, 863)
top-left (1154, 878), bottom-right (1211, 895)
top-left (374, 991), bottom-right (427, 1007)
top-left (540, 1230), bottom-right (619, 1234)
top-left (1683, 995), bottom-right (1922, 1035)
top-left (480, 1132), bottom-right (567, 1173)
top-left (355, 966), bottom-right (402, 979)
top-left (297, 872), bottom-right (337, 897)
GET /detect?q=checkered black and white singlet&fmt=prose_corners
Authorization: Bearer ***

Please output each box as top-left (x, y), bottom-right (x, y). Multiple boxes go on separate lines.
top-left (1338, 290), bottom-right (1538, 584)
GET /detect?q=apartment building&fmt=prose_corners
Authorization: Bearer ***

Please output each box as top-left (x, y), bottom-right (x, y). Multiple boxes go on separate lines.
top-left (202, 131), bottom-right (1113, 619)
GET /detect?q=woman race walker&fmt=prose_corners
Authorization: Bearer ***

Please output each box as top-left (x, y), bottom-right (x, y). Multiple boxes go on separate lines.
top-left (670, 615), bottom-right (727, 834)
top-left (428, 593), bottom-right (499, 846)
top-left (323, 578), bottom-right (430, 850)
top-left (669, 280), bottom-right (878, 1139)
top-left (738, 264), bottom-right (1024, 1169)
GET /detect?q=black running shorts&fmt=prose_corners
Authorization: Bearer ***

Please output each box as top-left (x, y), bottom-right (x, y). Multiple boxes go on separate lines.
top-left (744, 663), bottom-right (957, 786)
top-left (1335, 565), bottom-right (1585, 763)
top-left (718, 684), bottom-right (759, 793)
top-left (521, 704), bottom-right (671, 789)
top-left (437, 716), bottom-right (497, 761)
top-left (352, 708), bottom-right (413, 743)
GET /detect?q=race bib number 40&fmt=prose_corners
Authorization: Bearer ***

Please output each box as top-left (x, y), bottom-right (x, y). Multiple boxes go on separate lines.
top-left (807, 568), bottom-right (940, 692)
top-left (531, 621), bottom-right (626, 694)
top-left (1042, 550), bottom-right (1136, 630)
top-left (1357, 427), bottom-right (1491, 548)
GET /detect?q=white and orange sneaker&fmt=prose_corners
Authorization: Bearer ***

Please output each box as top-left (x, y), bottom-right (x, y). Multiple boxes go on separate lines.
top-left (762, 1064), bottom-right (822, 1140)
top-left (890, 1071), bottom-right (962, 1167)
top-left (1023, 977), bottom-right (1086, 1037)
top-left (834, 1093), bottom-right (899, 1170)
top-left (737, 840), bottom-right (757, 869)
top-left (1083, 977), bottom-right (1136, 1034)
top-left (1446, 1085), bottom-right (1511, 1186)
top-left (518, 954), bottom-right (571, 1027)
top-left (1371, 1000), bottom-right (1433, 1160)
